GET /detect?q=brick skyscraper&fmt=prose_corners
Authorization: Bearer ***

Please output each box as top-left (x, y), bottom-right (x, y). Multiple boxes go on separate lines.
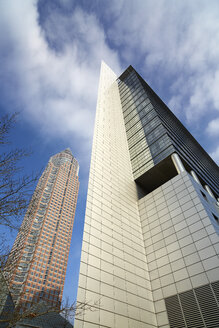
top-left (75, 63), bottom-right (219, 328)
top-left (5, 149), bottom-right (79, 309)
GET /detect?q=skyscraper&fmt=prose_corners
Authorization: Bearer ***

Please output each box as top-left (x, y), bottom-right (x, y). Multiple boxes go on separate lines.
top-left (75, 62), bottom-right (219, 328)
top-left (5, 149), bottom-right (79, 309)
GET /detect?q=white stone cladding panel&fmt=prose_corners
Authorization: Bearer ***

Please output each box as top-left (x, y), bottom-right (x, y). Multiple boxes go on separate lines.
top-left (75, 63), bottom-right (157, 328)
top-left (138, 170), bottom-right (219, 328)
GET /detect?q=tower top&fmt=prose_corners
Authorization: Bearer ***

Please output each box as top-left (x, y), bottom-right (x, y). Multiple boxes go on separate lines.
top-left (62, 148), bottom-right (73, 156)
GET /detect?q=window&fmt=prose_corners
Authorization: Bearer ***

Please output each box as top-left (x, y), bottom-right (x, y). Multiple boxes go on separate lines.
top-left (201, 191), bottom-right (208, 202)
top-left (212, 213), bottom-right (219, 224)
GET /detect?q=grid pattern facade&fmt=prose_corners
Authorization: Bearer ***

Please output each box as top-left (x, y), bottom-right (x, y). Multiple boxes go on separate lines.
top-left (75, 63), bottom-right (156, 328)
top-left (139, 171), bottom-right (219, 327)
top-left (75, 62), bottom-right (219, 328)
top-left (5, 149), bottom-right (79, 308)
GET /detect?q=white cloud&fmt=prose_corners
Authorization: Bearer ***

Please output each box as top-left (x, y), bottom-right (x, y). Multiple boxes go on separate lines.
top-left (103, 0), bottom-right (219, 157)
top-left (0, 0), bottom-right (121, 151)
top-left (206, 118), bottom-right (219, 137)
top-left (105, 1), bottom-right (219, 118)
top-left (0, 0), bottom-right (218, 162)
top-left (210, 146), bottom-right (219, 164)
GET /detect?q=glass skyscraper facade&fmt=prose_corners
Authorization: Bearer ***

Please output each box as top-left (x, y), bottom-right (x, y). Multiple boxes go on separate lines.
top-left (75, 63), bottom-right (219, 328)
top-left (118, 66), bottom-right (219, 197)
top-left (5, 149), bottom-right (79, 309)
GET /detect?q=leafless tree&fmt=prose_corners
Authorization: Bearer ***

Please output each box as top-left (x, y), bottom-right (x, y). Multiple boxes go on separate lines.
top-left (0, 114), bottom-right (39, 231)
top-left (0, 113), bottom-right (40, 300)
top-left (0, 293), bottom-right (100, 327)
top-left (0, 115), bottom-right (99, 327)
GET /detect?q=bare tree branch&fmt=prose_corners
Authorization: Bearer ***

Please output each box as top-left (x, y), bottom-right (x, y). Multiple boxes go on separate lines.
top-left (0, 115), bottom-right (97, 327)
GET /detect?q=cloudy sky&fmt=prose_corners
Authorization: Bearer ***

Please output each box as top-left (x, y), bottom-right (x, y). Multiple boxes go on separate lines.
top-left (0, 0), bottom-right (219, 304)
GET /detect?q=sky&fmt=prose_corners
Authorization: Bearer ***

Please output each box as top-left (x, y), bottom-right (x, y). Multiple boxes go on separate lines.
top-left (0, 0), bottom-right (219, 307)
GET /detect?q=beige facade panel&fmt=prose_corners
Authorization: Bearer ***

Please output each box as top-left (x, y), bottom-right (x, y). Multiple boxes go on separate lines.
top-left (75, 62), bottom-right (219, 328)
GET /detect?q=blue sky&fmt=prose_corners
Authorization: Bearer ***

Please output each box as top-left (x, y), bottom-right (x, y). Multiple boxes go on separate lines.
top-left (0, 0), bottom-right (219, 305)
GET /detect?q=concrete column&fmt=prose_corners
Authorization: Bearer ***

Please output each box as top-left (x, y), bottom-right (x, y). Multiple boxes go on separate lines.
top-left (204, 185), bottom-right (216, 200)
top-left (190, 170), bottom-right (201, 185)
top-left (171, 153), bottom-right (185, 174)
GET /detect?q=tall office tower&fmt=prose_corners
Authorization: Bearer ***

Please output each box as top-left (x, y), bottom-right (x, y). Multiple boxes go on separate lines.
top-left (75, 62), bottom-right (219, 328)
top-left (5, 149), bottom-right (79, 309)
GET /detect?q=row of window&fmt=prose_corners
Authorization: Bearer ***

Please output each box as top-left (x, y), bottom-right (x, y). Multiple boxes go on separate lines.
top-left (124, 98), bottom-right (152, 122)
top-left (152, 100), bottom-right (219, 193)
top-left (118, 72), bottom-right (138, 95)
top-left (127, 116), bottom-right (161, 150)
top-left (126, 110), bottom-right (157, 138)
top-left (133, 145), bottom-right (175, 179)
top-left (124, 101), bottom-right (153, 127)
top-left (120, 81), bottom-right (141, 103)
top-left (121, 86), bottom-right (145, 109)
